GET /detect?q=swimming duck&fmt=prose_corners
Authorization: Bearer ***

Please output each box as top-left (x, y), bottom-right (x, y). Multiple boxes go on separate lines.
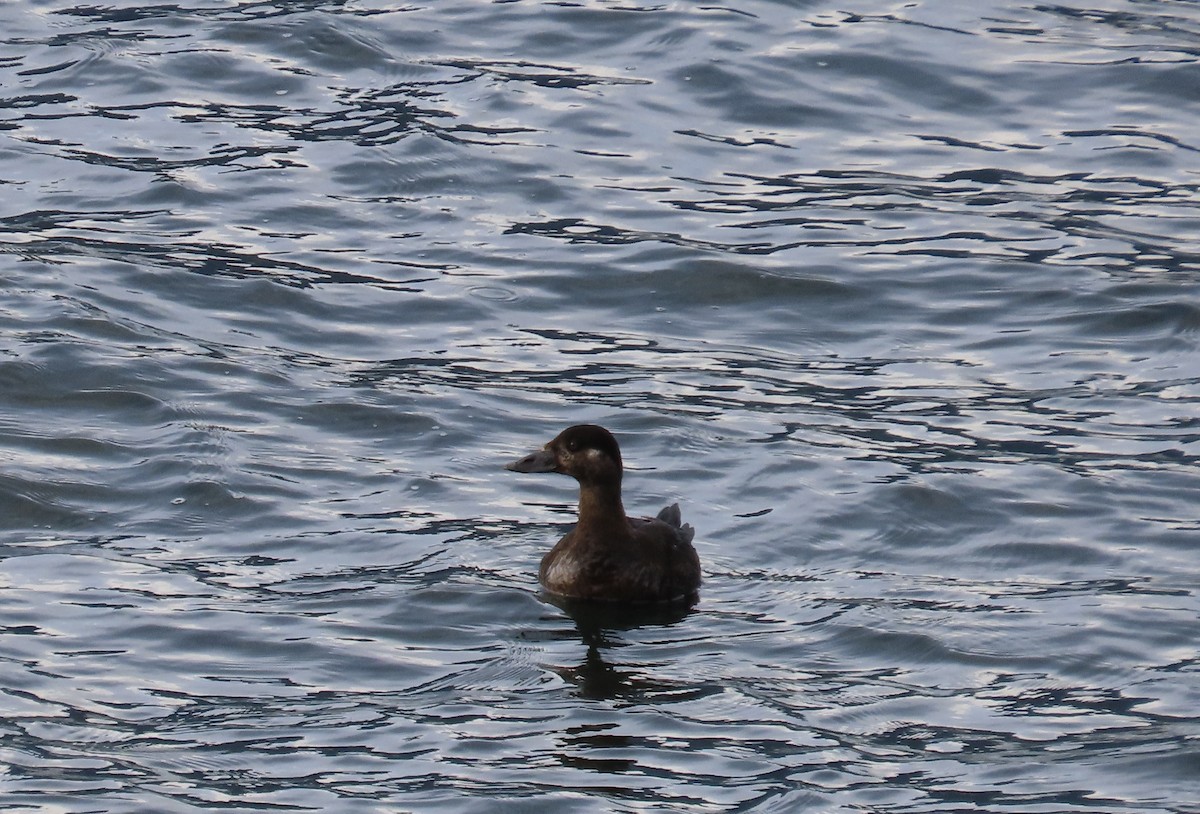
top-left (506, 424), bottom-right (700, 603)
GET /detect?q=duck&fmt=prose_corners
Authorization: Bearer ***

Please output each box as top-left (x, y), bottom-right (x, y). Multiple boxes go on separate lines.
top-left (506, 424), bottom-right (700, 603)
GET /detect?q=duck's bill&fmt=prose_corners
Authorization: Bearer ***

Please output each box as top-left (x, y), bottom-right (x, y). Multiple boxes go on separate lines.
top-left (506, 448), bottom-right (557, 473)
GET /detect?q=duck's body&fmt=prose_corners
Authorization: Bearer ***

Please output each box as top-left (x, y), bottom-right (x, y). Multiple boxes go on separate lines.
top-left (507, 425), bottom-right (700, 603)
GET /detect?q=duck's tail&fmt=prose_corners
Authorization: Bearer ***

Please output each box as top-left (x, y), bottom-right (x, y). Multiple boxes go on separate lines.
top-left (656, 502), bottom-right (695, 543)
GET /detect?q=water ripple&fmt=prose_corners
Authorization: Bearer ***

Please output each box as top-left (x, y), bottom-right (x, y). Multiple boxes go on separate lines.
top-left (2, 1), bottom-right (1199, 812)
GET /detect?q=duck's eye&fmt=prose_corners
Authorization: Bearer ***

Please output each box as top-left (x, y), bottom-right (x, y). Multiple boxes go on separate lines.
top-left (566, 439), bottom-right (579, 453)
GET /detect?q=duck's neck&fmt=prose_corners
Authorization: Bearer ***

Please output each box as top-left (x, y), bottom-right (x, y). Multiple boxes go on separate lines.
top-left (576, 480), bottom-right (627, 533)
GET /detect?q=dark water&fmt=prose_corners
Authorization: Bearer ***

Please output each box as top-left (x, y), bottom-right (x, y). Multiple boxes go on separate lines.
top-left (2, 1), bottom-right (1198, 811)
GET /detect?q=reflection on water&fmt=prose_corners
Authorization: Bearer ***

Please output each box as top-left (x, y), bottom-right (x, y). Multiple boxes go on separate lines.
top-left (543, 593), bottom-right (700, 701)
top-left (2, 1), bottom-right (1199, 812)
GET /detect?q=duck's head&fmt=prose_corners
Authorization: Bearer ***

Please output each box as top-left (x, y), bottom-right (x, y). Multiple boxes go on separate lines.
top-left (506, 424), bottom-right (623, 486)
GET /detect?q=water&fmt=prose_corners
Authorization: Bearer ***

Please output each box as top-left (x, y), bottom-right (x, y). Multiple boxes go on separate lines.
top-left (1, 1), bottom-right (1198, 811)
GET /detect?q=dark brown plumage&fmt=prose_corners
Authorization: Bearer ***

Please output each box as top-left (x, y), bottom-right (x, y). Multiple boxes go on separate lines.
top-left (507, 425), bottom-right (700, 603)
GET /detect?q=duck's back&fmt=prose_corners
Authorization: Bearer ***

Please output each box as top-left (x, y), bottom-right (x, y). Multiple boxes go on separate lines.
top-left (632, 504), bottom-right (701, 601)
top-left (540, 503), bottom-right (700, 603)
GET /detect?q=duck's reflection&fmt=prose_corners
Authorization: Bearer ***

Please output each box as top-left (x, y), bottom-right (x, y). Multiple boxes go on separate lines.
top-left (543, 592), bottom-right (697, 700)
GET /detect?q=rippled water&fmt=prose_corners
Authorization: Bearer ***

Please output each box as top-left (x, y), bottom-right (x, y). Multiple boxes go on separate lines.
top-left (2, 1), bottom-right (1198, 811)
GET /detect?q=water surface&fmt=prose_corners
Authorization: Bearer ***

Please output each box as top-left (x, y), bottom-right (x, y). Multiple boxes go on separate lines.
top-left (1, 1), bottom-right (1198, 812)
